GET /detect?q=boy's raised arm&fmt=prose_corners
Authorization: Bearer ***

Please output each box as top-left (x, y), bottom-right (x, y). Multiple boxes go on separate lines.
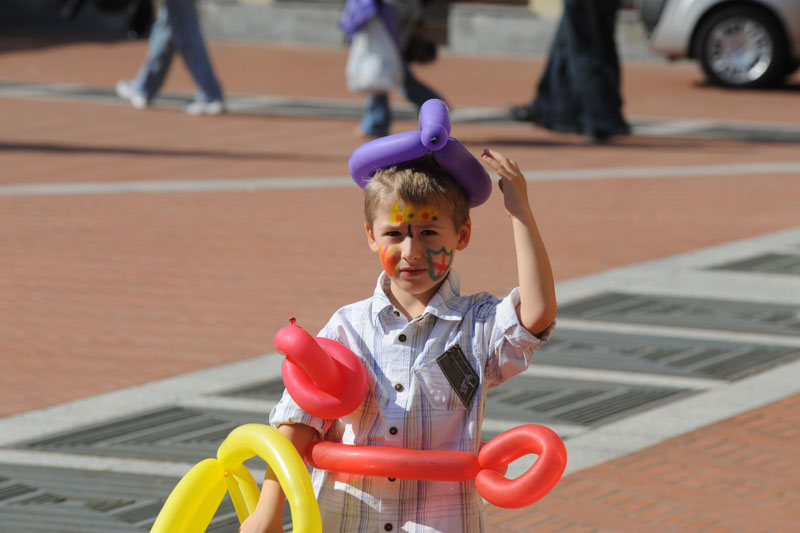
top-left (480, 149), bottom-right (557, 336)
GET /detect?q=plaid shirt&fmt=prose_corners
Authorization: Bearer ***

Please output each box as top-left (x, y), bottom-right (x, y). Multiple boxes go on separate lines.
top-left (270, 272), bottom-right (553, 532)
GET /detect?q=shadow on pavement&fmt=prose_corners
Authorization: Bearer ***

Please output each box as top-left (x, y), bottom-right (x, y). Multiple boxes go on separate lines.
top-left (0, 141), bottom-right (342, 162)
top-left (474, 135), bottom-right (703, 150)
top-left (691, 79), bottom-right (800, 94)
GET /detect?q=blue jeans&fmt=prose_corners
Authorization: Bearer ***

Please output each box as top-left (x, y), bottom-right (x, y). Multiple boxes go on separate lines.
top-left (132, 0), bottom-right (223, 102)
top-left (360, 66), bottom-right (443, 137)
top-left (532, 0), bottom-right (627, 136)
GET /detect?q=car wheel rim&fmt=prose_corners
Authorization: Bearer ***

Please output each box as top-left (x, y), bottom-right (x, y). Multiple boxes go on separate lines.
top-left (706, 17), bottom-right (773, 85)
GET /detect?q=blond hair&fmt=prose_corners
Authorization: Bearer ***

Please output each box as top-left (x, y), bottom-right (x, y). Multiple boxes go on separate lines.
top-left (364, 156), bottom-right (470, 229)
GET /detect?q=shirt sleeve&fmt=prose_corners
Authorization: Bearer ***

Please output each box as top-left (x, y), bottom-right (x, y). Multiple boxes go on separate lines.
top-left (268, 320), bottom-right (342, 437)
top-left (483, 287), bottom-right (555, 390)
top-left (268, 388), bottom-right (326, 437)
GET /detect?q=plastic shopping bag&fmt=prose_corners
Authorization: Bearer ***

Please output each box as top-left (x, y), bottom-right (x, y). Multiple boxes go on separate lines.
top-left (346, 16), bottom-right (404, 93)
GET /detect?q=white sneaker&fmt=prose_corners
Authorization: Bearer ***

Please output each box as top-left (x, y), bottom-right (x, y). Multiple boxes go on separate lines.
top-left (115, 80), bottom-right (148, 110)
top-left (184, 100), bottom-right (225, 116)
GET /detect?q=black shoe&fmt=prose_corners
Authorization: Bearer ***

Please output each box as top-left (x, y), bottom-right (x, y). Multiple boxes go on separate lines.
top-left (509, 105), bottom-right (540, 123)
top-left (509, 105), bottom-right (582, 133)
top-left (587, 123), bottom-right (631, 142)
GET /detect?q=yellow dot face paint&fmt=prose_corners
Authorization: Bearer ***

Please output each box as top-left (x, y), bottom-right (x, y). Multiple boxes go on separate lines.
top-left (389, 203), bottom-right (439, 224)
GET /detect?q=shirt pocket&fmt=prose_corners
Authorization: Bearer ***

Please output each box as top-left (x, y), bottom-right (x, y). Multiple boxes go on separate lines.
top-left (414, 357), bottom-right (472, 412)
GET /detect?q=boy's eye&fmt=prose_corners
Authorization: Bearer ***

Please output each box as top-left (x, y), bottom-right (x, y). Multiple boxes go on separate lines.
top-left (385, 230), bottom-right (402, 237)
top-left (420, 230), bottom-right (437, 236)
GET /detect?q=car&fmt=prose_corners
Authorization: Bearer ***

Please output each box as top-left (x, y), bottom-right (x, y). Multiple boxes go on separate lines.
top-left (634, 0), bottom-right (800, 87)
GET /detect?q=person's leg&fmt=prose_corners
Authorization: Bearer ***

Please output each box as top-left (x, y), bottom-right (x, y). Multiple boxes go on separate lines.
top-left (360, 92), bottom-right (391, 137)
top-left (129, 4), bottom-right (174, 101)
top-left (400, 65), bottom-right (442, 108)
top-left (563, 0), bottom-right (628, 139)
top-left (598, 0), bottom-right (629, 133)
top-left (531, 14), bottom-right (583, 132)
top-left (511, 12), bottom-right (581, 132)
top-left (164, 0), bottom-right (223, 103)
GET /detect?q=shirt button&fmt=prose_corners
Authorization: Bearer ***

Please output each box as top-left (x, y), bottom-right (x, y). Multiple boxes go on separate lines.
top-left (394, 383), bottom-right (404, 392)
top-left (384, 524), bottom-right (393, 531)
top-left (388, 477), bottom-right (396, 482)
top-left (389, 426), bottom-right (398, 435)
top-left (398, 334), bottom-right (406, 342)
top-left (393, 310), bottom-right (400, 317)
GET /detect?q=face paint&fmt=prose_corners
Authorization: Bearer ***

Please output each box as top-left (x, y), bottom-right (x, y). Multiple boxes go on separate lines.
top-left (379, 243), bottom-right (401, 277)
top-left (426, 246), bottom-right (454, 281)
top-left (389, 203), bottom-right (439, 224)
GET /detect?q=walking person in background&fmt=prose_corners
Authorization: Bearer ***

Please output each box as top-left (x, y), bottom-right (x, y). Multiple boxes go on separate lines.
top-left (342, 0), bottom-right (444, 137)
top-left (510, 0), bottom-right (630, 141)
top-left (116, 0), bottom-right (225, 115)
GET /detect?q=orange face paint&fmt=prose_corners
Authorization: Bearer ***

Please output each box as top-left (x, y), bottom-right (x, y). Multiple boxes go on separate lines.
top-left (379, 243), bottom-right (400, 277)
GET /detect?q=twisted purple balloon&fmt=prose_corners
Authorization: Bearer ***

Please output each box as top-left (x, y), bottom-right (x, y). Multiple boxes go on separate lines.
top-left (348, 99), bottom-right (492, 207)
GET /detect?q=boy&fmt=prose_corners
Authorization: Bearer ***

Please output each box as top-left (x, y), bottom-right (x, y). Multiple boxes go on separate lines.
top-left (241, 138), bottom-right (556, 532)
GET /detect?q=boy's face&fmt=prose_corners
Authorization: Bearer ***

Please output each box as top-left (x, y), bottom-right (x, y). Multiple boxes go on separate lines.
top-left (365, 196), bottom-right (471, 301)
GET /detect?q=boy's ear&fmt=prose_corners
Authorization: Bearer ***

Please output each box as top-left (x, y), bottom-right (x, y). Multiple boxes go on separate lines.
top-left (365, 222), bottom-right (380, 252)
top-left (455, 220), bottom-right (471, 250)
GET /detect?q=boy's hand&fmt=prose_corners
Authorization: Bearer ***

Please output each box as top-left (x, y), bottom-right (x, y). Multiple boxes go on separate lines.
top-left (238, 512), bottom-right (277, 533)
top-left (480, 149), bottom-right (534, 223)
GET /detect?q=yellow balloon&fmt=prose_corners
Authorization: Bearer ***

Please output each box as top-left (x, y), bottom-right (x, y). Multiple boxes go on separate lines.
top-left (151, 459), bottom-right (226, 533)
top-left (218, 424), bottom-right (321, 532)
top-left (151, 424), bottom-right (321, 533)
top-left (224, 462), bottom-right (260, 522)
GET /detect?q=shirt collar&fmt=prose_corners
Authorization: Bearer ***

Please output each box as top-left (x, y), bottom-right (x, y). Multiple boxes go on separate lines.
top-left (370, 271), bottom-right (467, 325)
top-left (369, 274), bottom-right (394, 321)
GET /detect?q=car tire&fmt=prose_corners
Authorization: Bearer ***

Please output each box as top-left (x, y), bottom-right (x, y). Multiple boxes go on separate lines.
top-left (694, 6), bottom-right (789, 88)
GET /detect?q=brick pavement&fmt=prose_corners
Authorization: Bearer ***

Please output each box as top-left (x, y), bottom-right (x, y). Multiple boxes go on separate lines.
top-left (486, 394), bottom-right (800, 531)
top-left (1, 37), bottom-right (800, 531)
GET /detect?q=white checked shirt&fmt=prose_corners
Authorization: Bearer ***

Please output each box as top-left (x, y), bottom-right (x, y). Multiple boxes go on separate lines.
top-left (270, 272), bottom-right (553, 532)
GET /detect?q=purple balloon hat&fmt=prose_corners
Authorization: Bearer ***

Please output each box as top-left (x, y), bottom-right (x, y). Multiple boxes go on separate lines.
top-left (348, 99), bottom-right (492, 207)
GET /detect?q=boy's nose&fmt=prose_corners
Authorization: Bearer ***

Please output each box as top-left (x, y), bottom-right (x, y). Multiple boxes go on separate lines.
top-left (400, 235), bottom-right (423, 261)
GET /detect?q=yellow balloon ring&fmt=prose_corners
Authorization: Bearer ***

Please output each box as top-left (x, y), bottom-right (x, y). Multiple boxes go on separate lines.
top-left (151, 424), bottom-right (321, 533)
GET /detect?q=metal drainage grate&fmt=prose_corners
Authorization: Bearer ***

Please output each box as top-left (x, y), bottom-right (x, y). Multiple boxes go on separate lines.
top-left (485, 376), bottom-right (690, 427)
top-left (22, 406), bottom-right (269, 464)
top-left (222, 378), bottom-right (287, 400)
top-left (0, 463), bottom-right (291, 533)
top-left (536, 329), bottom-right (800, 380)
top-left (0, 482), bottom-right (37, 502)
top-left (559, 292), bottom-right (800, 336)
top-left (0, 463), bottom-right (195, 532)
top-left (709, 253), bottom-right (800, 276)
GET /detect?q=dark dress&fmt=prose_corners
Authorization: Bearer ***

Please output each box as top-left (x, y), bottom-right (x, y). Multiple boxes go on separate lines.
top-left (512, 0), bottom-right (630, 140)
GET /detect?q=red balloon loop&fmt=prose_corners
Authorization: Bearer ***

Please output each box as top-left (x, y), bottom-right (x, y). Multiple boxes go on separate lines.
top-left (475, 425), bottom-right (567, 508)
top-left (478, 440), bottom-right (507, 477)
top-left (274, 320), bottom-right (368, 420)
top-left (301, 425), bottom-right (566, 508)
